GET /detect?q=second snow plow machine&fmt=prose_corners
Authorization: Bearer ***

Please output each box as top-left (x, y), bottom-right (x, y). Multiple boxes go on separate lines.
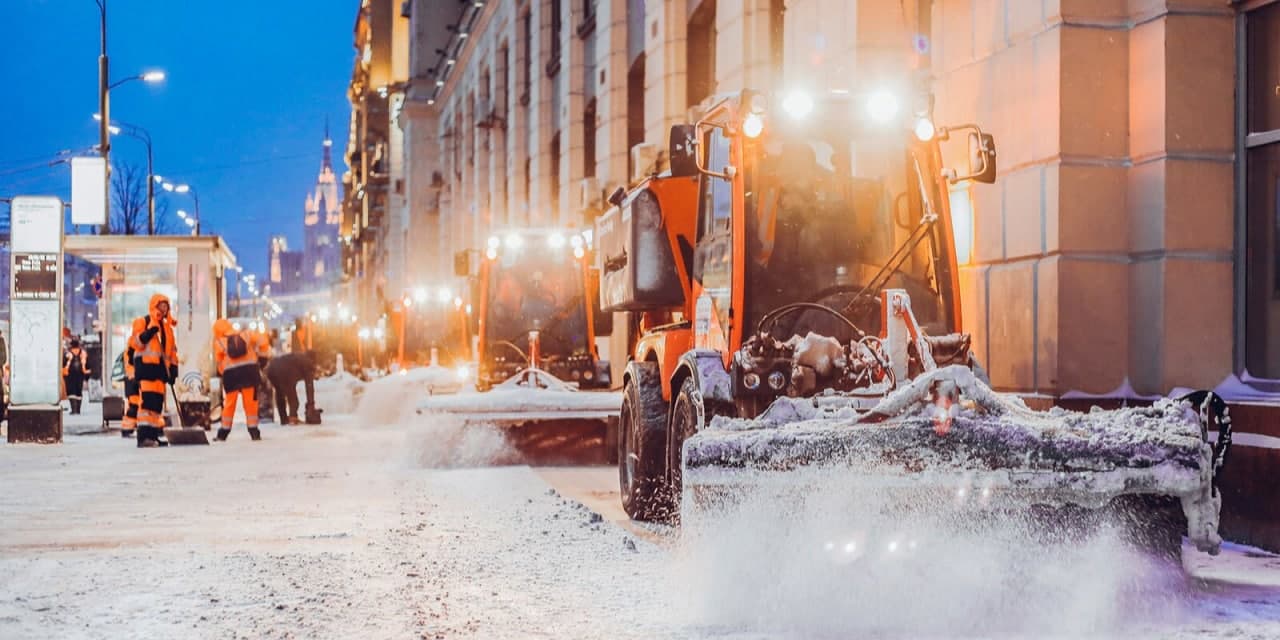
top-left (418, 228), bottom-right (621, 465)
top-left (603, 89), bottom-right (1232, 557)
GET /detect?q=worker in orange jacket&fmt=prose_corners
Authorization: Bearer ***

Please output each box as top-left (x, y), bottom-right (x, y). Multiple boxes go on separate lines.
top-left (128, 293), bottom-right (178, 447)
top-left (122, 334), bottom-right (139, 438)
top-left (213, 318), bottom-right (270, 441)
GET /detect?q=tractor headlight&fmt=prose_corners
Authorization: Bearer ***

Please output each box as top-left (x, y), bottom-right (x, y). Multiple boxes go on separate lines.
top-left (781, 90), bottom-right (814, 119)
top-left (743, 371), bottom-right (761, 390)
top-left (866, 90), bottom-right (899, 124)
top-left (914, 117), bottom-right (936, 141)
top-left (742, 113), bottom-right (764, 138)
top-left (767, 370), bottom-right (787, 391)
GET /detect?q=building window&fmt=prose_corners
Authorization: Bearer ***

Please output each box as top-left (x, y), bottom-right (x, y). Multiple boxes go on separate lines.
top-left (1244, 1), bottom-right (1280, 376)
top-left (686, 0), bottom-right (717, 109)
top-left (521, 11), bottom-right (533, 105)
top-left (547, 0), bottom-right (563, 75)
top-left (584, 97), bottom-right (597, 179)
top-left (578, 0), bottom-right (596, 38)
top-left (524, 157), bottom-right (531, 214)
top-left (550, 132), bottom-right (562, 220)
top-left (626, 54), bottom-right (645, 179)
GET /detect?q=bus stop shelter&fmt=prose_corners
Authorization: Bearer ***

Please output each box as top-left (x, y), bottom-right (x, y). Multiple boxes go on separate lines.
top-left (65, 235), bottom-right (237, 405)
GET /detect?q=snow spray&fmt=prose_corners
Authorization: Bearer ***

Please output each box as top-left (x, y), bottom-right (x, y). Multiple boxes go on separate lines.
top-left (668, 468), bottom-right (1192, 638)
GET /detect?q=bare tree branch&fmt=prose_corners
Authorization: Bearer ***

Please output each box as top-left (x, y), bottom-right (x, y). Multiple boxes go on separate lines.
top-left (109, 161), bottom-right (148, 235)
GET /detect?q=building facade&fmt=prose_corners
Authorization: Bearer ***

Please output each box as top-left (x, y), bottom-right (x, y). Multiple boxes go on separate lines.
top-left (267, 235), bottom-right (303, 296)
top-left (303, 129), bottom-right (343, 290)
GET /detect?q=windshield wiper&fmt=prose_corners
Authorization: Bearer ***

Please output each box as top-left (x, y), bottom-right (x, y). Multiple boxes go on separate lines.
top-left (851, 153), bottom-right (938, 302)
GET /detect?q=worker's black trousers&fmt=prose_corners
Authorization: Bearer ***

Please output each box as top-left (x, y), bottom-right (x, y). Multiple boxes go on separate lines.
top-left (271, 377), bottom-right (299, 421)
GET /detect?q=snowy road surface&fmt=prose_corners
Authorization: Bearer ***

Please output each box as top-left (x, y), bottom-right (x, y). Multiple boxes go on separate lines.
top-left (1, 411), bottom-right (1279, 639)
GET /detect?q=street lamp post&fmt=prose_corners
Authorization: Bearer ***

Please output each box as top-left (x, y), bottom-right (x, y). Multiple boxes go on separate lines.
top-left (91, 0), bottom-right (164, 237)
top-left (97, 115), bottom-right (155, 234)
top-left (96, 0), bottom-right (109, 235)
top-left (162, 181), bottom-right (200, 235)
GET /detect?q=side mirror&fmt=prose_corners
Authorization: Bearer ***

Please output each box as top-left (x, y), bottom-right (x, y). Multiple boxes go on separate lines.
top-left (968, 133), bottom-right (997, 184)
top-left (453, 251), bottom-right (470, 278)
top-left (668, 124), bottom-right (698, 177)
top-left (607, 186), bottom-right (626, 207)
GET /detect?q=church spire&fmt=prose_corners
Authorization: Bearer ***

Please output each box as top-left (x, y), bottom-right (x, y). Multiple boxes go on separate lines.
top-left (321, 118), bottom-right (333, 172)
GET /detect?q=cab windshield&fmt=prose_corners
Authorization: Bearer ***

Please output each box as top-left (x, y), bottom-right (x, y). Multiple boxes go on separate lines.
top-left (744, 128), bottom-right (947, 340)
top-left (485, 244), bottom-right (589, 359)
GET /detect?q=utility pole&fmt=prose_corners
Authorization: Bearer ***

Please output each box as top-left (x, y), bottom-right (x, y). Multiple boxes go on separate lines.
top-left (96, 0), bottom-right (110, 235)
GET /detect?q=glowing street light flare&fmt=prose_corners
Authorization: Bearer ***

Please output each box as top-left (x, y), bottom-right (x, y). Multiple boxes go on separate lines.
top-left (413, 287), bottom-right (428, 303)
top-left (437, 287), bottom-right (452, 303)
top-left (548, 233), bottom-right (566, 249)
top-left (914, 117), bottom-right (936, 142)
top-left (781, 90), bottom-right (814, 119)
top-left (866, 90), bottom-right (900, 124)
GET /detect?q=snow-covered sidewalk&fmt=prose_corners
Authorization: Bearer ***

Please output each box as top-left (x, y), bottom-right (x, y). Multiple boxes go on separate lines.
top-left (0, 411), bottom-right (1278, 639)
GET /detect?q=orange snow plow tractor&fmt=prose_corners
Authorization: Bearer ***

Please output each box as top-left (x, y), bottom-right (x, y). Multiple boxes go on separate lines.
top-left (599, 89), bottom-right (1232, 556)
top-left (418, 228), bottom-right (620, 465)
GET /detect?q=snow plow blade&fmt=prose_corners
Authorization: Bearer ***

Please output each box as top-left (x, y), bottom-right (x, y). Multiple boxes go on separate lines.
top-left (418, 368), bottom-right (621, 466)
top-left (683, 366), bottom-right (1231, 555)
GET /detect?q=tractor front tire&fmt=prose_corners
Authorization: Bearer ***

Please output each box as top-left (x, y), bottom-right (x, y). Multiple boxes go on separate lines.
top-left (619, 362), bottom-right (671, 521)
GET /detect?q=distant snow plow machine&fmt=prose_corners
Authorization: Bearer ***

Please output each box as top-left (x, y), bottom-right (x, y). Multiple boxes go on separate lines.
top-left (417, 228), bottom-right (621, 464)
top-left (602, 89), bottom-right (1232, 555)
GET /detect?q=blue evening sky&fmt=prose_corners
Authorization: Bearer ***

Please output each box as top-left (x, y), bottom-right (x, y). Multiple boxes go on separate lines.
top-left (0, 0), bottom-right (354, 277)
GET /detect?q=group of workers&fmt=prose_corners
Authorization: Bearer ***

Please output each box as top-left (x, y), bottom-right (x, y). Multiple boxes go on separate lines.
top-left (120, 293), bottom-right (317, 448)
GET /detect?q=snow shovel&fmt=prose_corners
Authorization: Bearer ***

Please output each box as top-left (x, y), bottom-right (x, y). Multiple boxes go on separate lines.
top-left (163, 384), bottom-right (210, 445)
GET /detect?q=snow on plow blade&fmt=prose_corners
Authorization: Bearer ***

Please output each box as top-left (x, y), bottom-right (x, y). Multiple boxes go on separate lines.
top-left (417, 368), bottom-right (621, 465)
top-left (683, 366), bottom-right (1229, 554)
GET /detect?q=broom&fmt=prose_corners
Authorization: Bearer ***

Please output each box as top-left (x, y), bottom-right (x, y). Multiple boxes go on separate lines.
top-left (164, 383), bottom-right (210, 445)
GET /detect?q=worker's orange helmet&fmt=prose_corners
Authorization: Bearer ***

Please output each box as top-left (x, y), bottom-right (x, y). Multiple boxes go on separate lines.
top-left (213, 318), bottom-right (234, 338)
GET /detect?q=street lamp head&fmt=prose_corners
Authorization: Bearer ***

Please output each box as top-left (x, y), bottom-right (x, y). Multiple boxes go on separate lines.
top-left (173, 184), bottom-right (190, 194)
top-left (153, 175), bottom-right (165, 184)
top-left (109, 125), bottom-right (121, 135)
top-left (176, 209), bottom-right (188, 219)
top-left (162, 182), bottom-right (175, 192)
top-left (142, 70), bottom-right (166, 83)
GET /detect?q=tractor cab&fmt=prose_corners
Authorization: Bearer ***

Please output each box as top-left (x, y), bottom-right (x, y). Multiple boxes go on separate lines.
top-left (673, 88), bottom-right (996, 413)
top-left (475, 228), bottom-right (611, 390)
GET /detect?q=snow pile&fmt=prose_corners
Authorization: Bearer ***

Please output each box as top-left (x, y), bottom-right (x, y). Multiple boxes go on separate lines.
top-left (354, 367), bottom-right (470, 425)
top-left (691, 365), bottom-right (1221, 553)
top-left (312, 371), bottom-right (366, 415)
top-left (672, 468), bottom-right (1196, 638)
top-left (418, 368), bottom-right (620, 418)
top-left (403, 412), bottom-right (515, 469)
top-left (418, 387), bottom-right (621, 417)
